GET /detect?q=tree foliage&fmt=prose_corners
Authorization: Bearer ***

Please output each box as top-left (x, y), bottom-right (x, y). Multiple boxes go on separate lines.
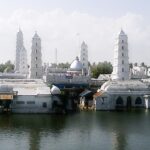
top-left (0, 60), bottom-right (14, 73)
top-left (91, 61), bottom-right (113, 78)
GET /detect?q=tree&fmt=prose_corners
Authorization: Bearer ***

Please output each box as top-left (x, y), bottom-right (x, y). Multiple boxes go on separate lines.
top-left (91, 61), bottom-right (113, 78)
top-left (0, 60), bottom-right (14, 73)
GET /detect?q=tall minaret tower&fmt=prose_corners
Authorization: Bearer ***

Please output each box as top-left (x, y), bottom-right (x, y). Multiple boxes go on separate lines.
top-left (15, 29), bottom-right (23, 71)
top-left (111, 30), bottom-right (129, 80)
top-left (80, 41), bottom-right (88, 74)
top-left (15, 29), bottom-right (28, 74)
top-left (19, 46), bottom-right (28, 74)
top-left (30, 32), bottom-right (42, 79)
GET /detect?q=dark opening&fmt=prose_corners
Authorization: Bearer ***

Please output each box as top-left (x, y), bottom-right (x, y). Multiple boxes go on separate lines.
top-left (42, 102), bottom-right (47, 108)
top-left (116, 97), bottom-right (123, 105)
top-left (135, 97), bottom-right (142, 105)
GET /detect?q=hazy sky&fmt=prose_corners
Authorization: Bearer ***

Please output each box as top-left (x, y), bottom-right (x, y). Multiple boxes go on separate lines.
top-left (0, 0), bottom-right (150, 65)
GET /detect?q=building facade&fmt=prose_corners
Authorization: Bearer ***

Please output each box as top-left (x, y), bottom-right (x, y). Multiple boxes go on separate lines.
top-left (111, 30), bottom-right (129, 80)
top-left (30, 32), bottom-right (42, 79)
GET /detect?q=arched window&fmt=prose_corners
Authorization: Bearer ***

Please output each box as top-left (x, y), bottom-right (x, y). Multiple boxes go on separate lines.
top-left (116, 97), bottom-right (123, 105)
top-left (135, 97), bottom-right (142, 104)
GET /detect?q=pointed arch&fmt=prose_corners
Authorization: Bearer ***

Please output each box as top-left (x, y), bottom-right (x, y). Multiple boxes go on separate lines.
top-left (135, 97), bottom-right (142, 105)
top-left (116, 96), bottom-right (123, 105)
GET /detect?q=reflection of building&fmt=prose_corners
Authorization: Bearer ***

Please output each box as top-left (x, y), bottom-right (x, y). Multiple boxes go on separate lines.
top-left (30, 32), bottom-right (43, 79)
top-left (15, 29), bottom-right (28, 74)
top-left (94, 30), bottom-right (150, 110)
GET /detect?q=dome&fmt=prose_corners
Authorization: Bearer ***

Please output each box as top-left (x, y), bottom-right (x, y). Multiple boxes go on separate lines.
top-left (50, 85), bottom-right (61, 95)
top-left (101, 80), bottom-right (149, 92)
top-left (70, 57), bottom-right (83, 71)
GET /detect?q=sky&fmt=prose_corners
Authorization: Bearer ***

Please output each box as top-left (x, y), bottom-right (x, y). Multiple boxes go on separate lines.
top-left (0, 0), bottom-right (150, 65)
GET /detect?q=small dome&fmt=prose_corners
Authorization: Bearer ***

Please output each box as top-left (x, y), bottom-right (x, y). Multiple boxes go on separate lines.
top-left (70, 57), bottom-right (83, 71)
top-left (50, 85), bottom-right (61, 95)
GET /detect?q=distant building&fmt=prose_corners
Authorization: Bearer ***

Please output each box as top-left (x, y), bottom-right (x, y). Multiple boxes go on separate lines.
top-left (80, 41), bottom-right (89, 74)
top-left (131, 64), bottom-right (147, 79)
top-left (44, 56), bottom-right (90, 88)
top-left (111, 30), bottom-right (129, 80)
top-left (30, 32), bottom-right (43, 79)
top-left (15, 29), bottom-right (28, 74)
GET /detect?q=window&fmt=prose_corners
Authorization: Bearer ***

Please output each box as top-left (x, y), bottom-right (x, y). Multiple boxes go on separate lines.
top-left (36, 42), bottom-right (38, 46)
top-left (35, 57), bottom-right (37, 61)
top-left (36, 72), bottom-right (38, 76)
top-left (122, 60), bottom-right (124, 64)
top-left (16, 101), bottom-right (25, 104)
top-left (36, 49), bottom-right (37, 53)
top-left (116, 97), bottom-right (123, 105)
top-left (42, 102), bottom-right (47, 108)
top-left (122, 46), bottom-right (124, 50)
top-left (122, 68), bottom-right (124, 72)
top-left (122, 53), bottom-right (124, 57)
top-left (36, 64), bottom-right (38, 68)
top-left (122, 40), bottom-right (124, 43)
top-left (101, 97), bottom-right (106, 104)
top-left (135, 97), bottom-right (142, 104)
top-left (27, 101), bottom-right (35, 104)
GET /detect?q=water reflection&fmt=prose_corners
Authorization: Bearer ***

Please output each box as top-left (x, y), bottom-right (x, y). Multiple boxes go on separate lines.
top-left (0, 110), bottom-right (149, 150)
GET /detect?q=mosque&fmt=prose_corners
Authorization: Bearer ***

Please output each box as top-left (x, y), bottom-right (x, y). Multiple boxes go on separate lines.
top-left (93, 30), bottom-right (150, 110)
top-left (43, 41), bottom-right (91, 89)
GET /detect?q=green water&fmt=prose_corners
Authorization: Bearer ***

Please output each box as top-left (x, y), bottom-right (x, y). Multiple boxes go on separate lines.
top-left (0, 110), bottom-right (150, 150)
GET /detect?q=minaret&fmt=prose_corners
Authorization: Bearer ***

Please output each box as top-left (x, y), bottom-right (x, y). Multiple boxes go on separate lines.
top-left (80, 41), bottom-right (88, 74)
top-left (30, 32), bottom-right (42, 79)
top-left (15, 29), bottom-right (28, 74)
top-left (19, 46), bottom-right (28, 74)
top-left (111, 30), bottom-right (129, 80)
top-left (15, 29), bottom-right (23, 71)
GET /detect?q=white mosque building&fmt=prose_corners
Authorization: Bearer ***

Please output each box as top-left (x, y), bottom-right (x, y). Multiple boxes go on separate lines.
top-left (44, 41), bottom-right (90, 88)
top-left (94, 30), bottom-right (150, 110)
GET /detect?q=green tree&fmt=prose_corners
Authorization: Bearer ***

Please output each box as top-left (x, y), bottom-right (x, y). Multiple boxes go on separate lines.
top-left (91, 61), bottom-right (112, 78)
top-left (0, 60), bottom-right (14, 73)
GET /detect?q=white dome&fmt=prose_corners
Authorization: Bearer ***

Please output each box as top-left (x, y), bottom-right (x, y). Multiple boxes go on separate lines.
top-left (70, 57), bottom-right (83, 71)
top-left (50, 85), bottom-right (61, 95)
